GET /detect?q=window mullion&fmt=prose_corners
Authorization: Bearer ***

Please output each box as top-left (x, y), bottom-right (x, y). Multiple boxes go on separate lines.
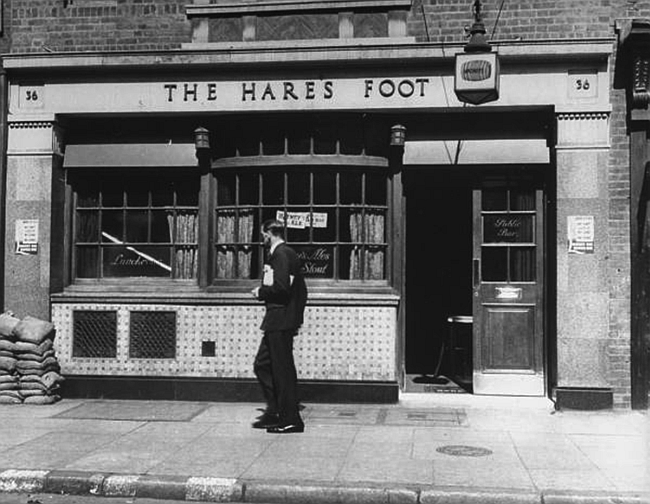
top-left (335, 170), bottom-right (340, 280)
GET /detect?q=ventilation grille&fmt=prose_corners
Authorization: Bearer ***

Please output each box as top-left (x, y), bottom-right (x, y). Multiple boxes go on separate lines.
top-left (72, 310), bottom-right (118, 358)
top-left (129, 311), bottom-right (177, 359)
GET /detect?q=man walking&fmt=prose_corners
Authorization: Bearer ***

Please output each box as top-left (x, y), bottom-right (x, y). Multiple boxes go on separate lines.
top-left (251, 219), bottom-right (308, 433)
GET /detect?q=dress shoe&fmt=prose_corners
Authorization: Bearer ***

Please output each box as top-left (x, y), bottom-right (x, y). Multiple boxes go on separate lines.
top-left (252, 412), bottom-right (280, 429)
top-left (266, 423), bottom-right (304, 434)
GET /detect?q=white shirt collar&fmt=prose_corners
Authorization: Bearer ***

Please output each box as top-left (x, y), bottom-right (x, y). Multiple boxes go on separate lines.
top-left (270, 239), bottom-right (285, 255)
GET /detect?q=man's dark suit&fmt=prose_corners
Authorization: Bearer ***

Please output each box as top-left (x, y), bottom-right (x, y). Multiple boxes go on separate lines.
top-left (254, 242), bottom-right (308, 427)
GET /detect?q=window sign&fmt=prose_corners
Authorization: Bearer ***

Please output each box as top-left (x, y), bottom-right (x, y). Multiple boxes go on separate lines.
top-left (276, 210), bottom-right (328, 229)
top-left (15, 219), bottom-right (39, 255)
top-left (296, 246), bottom-right (333, 277)
top-left (483, 215), bottom-right (533, 243)
top-left (568, 215), bottom-right (595, 254)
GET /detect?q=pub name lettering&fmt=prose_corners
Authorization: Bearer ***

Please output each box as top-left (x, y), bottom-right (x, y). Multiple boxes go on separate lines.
top-left (164, 78), bottom-right (431, 102)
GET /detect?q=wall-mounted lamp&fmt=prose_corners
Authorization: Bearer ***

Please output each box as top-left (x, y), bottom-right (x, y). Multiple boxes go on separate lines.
top-left (390, 124), bottom-right (407, 148)
top-left (454, 0), bottom-right (500, 105)
top-left (194, 127), bottom-right (210, 152)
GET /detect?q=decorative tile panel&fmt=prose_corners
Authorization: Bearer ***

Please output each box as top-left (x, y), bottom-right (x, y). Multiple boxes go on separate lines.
top-left (51, 303), bottom-right (396, 382)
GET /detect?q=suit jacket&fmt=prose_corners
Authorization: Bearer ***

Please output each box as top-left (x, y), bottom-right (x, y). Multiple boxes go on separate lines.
top-left (258, 242), bottom-right (308, 332)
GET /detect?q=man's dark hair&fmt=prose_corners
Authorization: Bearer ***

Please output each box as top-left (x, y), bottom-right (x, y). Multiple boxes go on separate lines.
top-left (262, 219), bottom-right (285, 238)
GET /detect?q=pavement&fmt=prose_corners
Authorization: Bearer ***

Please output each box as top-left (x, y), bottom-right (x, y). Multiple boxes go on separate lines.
top-left (0, 393), bottom-right (648, 504)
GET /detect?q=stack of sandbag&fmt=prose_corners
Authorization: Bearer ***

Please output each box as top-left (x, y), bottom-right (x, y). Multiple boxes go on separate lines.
top-left (0, 312), bottom-right (22, 404)
top-left (13, 315), bottom-right (63, 404)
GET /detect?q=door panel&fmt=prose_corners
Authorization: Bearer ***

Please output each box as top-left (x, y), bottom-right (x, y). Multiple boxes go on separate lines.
top-left (482, 306), bottom-right (535, 369)
top-left (473, 186), bottom-right (545, 396)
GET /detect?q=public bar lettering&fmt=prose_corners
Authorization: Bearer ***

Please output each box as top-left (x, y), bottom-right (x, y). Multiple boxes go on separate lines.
top-left (483, 215), bottom-right (532, 243)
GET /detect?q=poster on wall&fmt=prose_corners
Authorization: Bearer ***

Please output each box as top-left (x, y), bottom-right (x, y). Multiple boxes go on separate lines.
top-left (567, 215), bottom-right (595, 254)
top-left (15, 219), bottom-right (39, 255)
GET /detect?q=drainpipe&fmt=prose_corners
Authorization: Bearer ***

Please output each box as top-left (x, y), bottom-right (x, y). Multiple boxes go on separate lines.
top-left (0, 63), bottom-right (8, 312)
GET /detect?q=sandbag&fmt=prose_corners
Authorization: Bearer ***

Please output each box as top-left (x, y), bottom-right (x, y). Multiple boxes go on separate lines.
top-left (0, 350), bottom-right (14, 358)
top-left (14, 339), bottom-right (53, 355)
top-left (19, 364), bottom-right (60, 376)
top-left (0, 340), bottom-right (19, 352)
top-left (0, 312), bottom-right (20, 338)
top-left (0, 382), bottom-right (18, 391)
top-left (0, 395), bottom-right (22, 404)
top-left (16, 356), bottom-right (59, 371)
top-left (0, 356), bottom-right (17, 372)
top-left (0, 390), bottom-right (22, 400)
top-left (12, 316), bottom-right (55, 344)
top-left (40, 371), bottom-right (64, 389)
top-left (19, 389), bottom-right (46, 398)
top-left (24, 394), bottom-right (60, 405)
top-left (16, 349), bottom-right (55, 362)
top-left (0, 375), bottom-right (17, 384)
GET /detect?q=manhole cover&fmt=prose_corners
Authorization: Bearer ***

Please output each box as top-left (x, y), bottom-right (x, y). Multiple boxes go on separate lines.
top-left (436, 445), bottom-right (493, 457)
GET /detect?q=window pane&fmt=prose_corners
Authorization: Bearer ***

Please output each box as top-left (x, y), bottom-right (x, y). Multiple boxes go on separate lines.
top-left (511, 247), bottom-right (536, 281)
top-left (482, 246), bottom-right (508, 281)
top-left (287, 122), bottom-right (310, 154)
top-left (238, 173), bottom-right (259, 205)
top-left (127, 184), bottom-right (149, 207)
top-left (313, 171), bottom-right (336, 204)
top-left (102, 211), bottom-right (124, 243)
top-left (510, 190), bottom-right (535, 211)
top-left (103, 246), bottom-right (171, 278)
top-left (217, 174), bottom-right (236, 206)
top-left (312, 208), bottom-right (336, 242)
top-left (261, 127), bottom-right (285, 155)
top-left (125, 211), bottom-right (150, 242)
top-left (76, 211), bottom-right (99, 242)
top-left (366, 173), bottom-right (386, 205)
top-left (263, 172), bottom-right (284, 205)
top-left (340, 172), bottom-right (362, 204)
top-left (77, 184), bottom-right (99, 207)
top-left (483, 214), bottom-right (534, 243)
top-left (314, 122), bottom-right (337, 154)
top-left (102, 179), bottom-right (124, 207)
top-left (175, 177), bottom-right (200, 207)
top-left (151, 179), bottom-right (173, 206)
top-left (151, 211), bottom-right (172, 243)
top-left (75, 247), bottom-right (98, 278)
top-left (482, 190), bottom-right (507, 211)
top-left (288, 171), bottom-right (310, 204)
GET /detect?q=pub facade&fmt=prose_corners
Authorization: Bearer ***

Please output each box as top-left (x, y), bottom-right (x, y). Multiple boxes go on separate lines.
top-left (0, 0), bottom-right (646, 409)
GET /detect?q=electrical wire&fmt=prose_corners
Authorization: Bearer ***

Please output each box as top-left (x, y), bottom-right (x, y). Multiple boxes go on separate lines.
top-left (491, 0), bottom-right (506, 39)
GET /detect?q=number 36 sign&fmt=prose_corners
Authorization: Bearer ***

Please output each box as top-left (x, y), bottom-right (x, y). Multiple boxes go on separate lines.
top-left (19, 85), bottom-right (45, 109)
top-left (568, 71), bottom-right (597, 100)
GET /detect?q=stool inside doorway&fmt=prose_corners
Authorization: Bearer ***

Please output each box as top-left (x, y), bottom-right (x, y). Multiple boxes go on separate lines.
top-left (446, 315), bottom-right (473, 385)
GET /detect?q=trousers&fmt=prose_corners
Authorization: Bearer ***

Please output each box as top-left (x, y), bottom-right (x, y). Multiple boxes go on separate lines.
top-left (254, 330), bottom-right (302, 425)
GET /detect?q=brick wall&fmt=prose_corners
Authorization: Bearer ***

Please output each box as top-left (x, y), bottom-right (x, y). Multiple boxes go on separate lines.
top-left (5, 0), bottom-right (650, 52)
top-left (8, 0), bottom-right (190, 53)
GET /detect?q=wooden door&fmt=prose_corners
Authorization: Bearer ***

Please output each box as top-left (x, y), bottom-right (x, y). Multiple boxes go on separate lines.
top-left (472, 186), bottom-right (545, 395)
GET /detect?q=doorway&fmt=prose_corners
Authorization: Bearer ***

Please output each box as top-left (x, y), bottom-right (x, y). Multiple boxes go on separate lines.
top-left (404, 166), bottom-right (548, 396)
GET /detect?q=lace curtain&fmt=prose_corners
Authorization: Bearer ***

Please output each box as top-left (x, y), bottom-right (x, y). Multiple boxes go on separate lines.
top-left (168, 212), bottom-right (199, 279)
top-left (216, 210), bottom-right (254, 278)
top-left (349, 210), bottom-right (385, 280)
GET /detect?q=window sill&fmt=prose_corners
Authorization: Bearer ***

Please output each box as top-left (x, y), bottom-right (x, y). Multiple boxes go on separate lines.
top-left (53, 283), bottom-right (400, 306)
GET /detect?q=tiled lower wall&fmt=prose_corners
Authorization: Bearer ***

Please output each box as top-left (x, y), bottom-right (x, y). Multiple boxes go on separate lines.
top-left (51, 303), bottom-right (397, 381)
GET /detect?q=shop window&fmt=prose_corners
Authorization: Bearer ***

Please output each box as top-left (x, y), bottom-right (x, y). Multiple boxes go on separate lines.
top-left (70, 169), bottom-right (200, 280)
top-left (214, 167), bottom-right (388, 281)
